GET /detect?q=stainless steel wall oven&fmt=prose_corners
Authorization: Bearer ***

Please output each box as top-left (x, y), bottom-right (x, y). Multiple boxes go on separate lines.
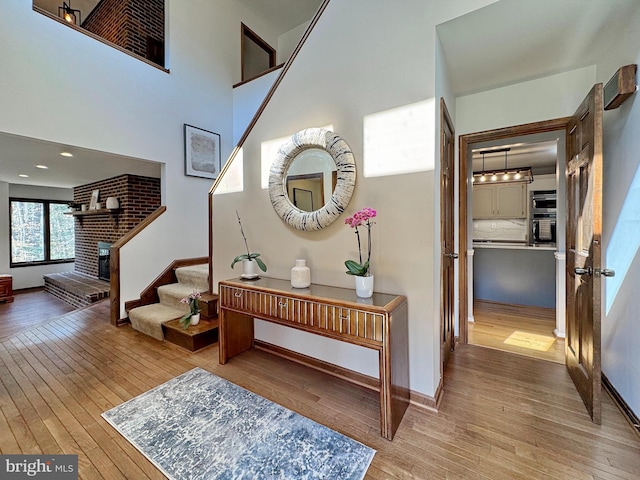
top-left (530, 190), bottom-right (557, 245)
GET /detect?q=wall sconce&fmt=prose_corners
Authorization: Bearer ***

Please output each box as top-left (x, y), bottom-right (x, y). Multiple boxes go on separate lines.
top-left (472, 148), bottom-right (533, 184)
top-left (59, 1), bottom-right (81, 25)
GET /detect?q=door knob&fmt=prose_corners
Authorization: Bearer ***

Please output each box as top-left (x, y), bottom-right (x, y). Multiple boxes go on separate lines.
top-left (574, 267), bottom-right (592, 276)
top-left (446, 253), bottom-right (459, 259)
top-left (595, 268), bottom-right (616, 277)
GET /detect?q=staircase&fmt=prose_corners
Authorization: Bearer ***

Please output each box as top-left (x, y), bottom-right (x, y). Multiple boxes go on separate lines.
top-left (128, 264), bottom-right (218, 344)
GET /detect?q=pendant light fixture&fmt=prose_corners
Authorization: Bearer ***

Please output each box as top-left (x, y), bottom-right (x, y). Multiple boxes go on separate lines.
top-left (59, 1), bottom-right (81, 25)
top-left (472, 147), bottom-right (533, 184)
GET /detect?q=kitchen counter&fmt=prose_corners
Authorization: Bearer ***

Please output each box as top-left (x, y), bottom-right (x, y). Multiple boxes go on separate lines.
top-left (473, 241), bottom-right (556, 251)
top-left (473, 245), bottom-right (556, 308)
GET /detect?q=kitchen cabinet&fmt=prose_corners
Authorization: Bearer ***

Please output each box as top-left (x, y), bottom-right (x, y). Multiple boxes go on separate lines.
top-left (473, 183), bottom-right (526, 219)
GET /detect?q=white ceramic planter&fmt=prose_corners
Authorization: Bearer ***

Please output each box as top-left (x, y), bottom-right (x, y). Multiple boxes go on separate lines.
top-left (355, 275), bottom-right (374, 298)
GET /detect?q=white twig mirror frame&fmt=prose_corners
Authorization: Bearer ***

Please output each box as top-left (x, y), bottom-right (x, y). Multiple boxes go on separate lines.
top-left (269, 128), bottom-right (356, 231)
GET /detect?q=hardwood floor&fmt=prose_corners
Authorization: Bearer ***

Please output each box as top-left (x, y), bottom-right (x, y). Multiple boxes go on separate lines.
top-left (0, 288), bottom-right (75, 342)
top-left (1, 299), bottom-right (639, 479)
top-left (470, 300), bottom-right (565, 364)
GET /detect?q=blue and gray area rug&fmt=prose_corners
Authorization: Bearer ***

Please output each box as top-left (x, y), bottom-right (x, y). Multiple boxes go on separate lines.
top-left (102, 367), bottom-right (375, 480)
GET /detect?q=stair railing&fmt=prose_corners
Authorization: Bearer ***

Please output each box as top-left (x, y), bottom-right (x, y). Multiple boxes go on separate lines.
top-left (207, 0), bottom-right (331, 294)
top-left (110, 206), bottom-right (166, 326)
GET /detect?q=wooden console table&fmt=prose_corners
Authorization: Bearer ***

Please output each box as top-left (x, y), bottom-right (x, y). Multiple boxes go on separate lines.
top-left (218, 277), bottom-right (409, 440)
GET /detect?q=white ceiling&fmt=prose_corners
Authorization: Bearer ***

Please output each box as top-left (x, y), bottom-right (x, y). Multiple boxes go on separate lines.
top-left (437, 0), bottom-right (639, 96)
top-left (236, 0), bottom-right (323, 33)
top-left (0, 132), bottom-right (161, 189)
top-left (472, 140), bottom-right (558, 175)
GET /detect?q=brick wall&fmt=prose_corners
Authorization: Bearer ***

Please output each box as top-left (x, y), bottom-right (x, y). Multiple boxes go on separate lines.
top-left (82, 0), bottom-right (164, 65)
top-left (73, 174), bottom-right (161, 277)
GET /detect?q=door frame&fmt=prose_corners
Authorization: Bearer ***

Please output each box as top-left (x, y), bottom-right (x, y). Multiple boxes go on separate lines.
top-left (457, 117), bottom-right (570, 344)
top-left (440, 98), bottom-right (456, 375)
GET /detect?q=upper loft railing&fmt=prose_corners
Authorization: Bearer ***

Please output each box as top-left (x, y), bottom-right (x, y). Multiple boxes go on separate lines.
top-left (233, 64), bottom-right (285, 89)
top-left (32, 4), bottom-right (168, 73)
top-left (206, 0), bottom-right (332, 293)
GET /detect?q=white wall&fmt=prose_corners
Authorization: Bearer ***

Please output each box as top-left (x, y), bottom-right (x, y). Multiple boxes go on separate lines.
top-left (277, 21), bottom-right (310, 63)
top-left (0, 0), bottom-right (283, 310)
top-left (456, 66), bottom-right (597, 135)
top-left (0, 183), bottom-right (75, 289)
top-left (213, 0), bottom-right (497, 397)
top-left (233, 68), bottom-right (281, 144)
top-left (597, 6), bottom-right (640, 417)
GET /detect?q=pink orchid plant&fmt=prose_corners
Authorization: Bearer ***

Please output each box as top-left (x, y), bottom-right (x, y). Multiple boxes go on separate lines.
top-left (179, 291), bottom-right (201, 329)
top-left (344, 207), bottom-right (377, 277)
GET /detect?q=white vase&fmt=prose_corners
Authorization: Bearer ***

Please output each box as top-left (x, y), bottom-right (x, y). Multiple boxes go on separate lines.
top-left (291, 259), bottom-right (311, 288)
top-left (355, 275), bottom-right (374, 298)
top-left (242, 259), bottom-right (258, 277)
top-left (190, 313), bottom-right (200, 326)
top-left (106, 197), bottom-right (119, 209)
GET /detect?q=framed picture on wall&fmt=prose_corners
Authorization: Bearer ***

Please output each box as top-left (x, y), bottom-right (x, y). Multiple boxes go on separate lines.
top-left (184, 124), bottom-right (221, 180)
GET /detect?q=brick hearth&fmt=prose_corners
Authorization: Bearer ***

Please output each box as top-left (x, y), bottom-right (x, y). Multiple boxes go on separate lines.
top-left (44, 272), bottom-right (110, 309)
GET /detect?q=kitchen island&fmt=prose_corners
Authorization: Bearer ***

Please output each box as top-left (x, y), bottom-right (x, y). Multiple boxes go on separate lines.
top-left (473, 242), bottom-right (556, 308)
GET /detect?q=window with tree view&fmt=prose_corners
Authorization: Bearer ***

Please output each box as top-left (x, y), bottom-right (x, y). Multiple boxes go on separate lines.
top-left (10, 199), bottom-right (75, 266)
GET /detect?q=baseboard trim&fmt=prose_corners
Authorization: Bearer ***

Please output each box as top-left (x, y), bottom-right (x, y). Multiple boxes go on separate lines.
top-left (602, 373), bottom-right (640, 437)
top-left (254, 340), bottom-right (438, 412)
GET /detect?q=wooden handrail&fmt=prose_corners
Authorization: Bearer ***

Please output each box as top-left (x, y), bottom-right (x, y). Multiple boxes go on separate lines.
top-left (139, 256), bottom-right (208, 306)
top-left (232, 63), bottom-right (285, 89)
top-left (110, 206), bottom-right (166, 325)
top-left (207, 0), bottom-right (332, 293)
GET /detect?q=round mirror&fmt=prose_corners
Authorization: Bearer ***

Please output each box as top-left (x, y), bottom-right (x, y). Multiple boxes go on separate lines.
top-left (269, 128), bottom-right (356, 231)
top-left (284, 148), bottom-right (336, 213)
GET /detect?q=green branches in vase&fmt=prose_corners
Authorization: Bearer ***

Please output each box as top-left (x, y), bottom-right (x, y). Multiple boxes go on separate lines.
top-left (230, 210), bottom-right (267, 273)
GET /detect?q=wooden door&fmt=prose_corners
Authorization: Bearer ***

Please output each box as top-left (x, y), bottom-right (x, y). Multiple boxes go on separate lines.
top-left (440, 99), bottom-right (456, 370)
top-left (566, 84), bottom-right (605, 424)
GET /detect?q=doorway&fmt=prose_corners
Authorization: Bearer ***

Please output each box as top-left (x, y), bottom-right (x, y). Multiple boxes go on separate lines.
top-left (467, 135), bottom-right (564, 363)
top-left (458, 119), bottom-right (570, 363)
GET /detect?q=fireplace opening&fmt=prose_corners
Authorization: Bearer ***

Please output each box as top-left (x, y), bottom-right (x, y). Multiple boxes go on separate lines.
top-left (98, 242), bottom-right (112, 281)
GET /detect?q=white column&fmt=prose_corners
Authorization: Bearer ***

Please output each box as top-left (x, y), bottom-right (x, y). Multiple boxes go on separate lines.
top-left (468, 249), bottom-right (475, 323)
top-left (554, 251), bottom-right (566, 338)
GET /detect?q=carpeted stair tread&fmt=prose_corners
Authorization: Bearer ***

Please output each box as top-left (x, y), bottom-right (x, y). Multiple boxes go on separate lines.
top-left (129, 304), bottom-right (186, 341)
top-left (157, 283), bottom-right (208, 310)
top-left (175, 264), bottom-right (209, 288)
top-left (129, 262), bottom-right (210, 341)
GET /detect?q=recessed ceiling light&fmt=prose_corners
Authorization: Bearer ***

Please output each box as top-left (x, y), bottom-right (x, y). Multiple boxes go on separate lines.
top-left (60, 152), bottom-right (73, 157)
top-left (19, 174), bottom-right (29, 178)
top-left (35, 164), bottom-right (49, 169)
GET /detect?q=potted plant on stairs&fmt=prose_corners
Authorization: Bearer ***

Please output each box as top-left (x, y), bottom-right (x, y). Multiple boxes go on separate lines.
top-left (179, 291), bottom-right (201, 329)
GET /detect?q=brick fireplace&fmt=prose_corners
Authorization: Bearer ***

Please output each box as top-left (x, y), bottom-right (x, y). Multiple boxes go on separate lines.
top-left (73, 174), bottom-right (161, 278)
top-left (44, 174), bottom-right (161, 307)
